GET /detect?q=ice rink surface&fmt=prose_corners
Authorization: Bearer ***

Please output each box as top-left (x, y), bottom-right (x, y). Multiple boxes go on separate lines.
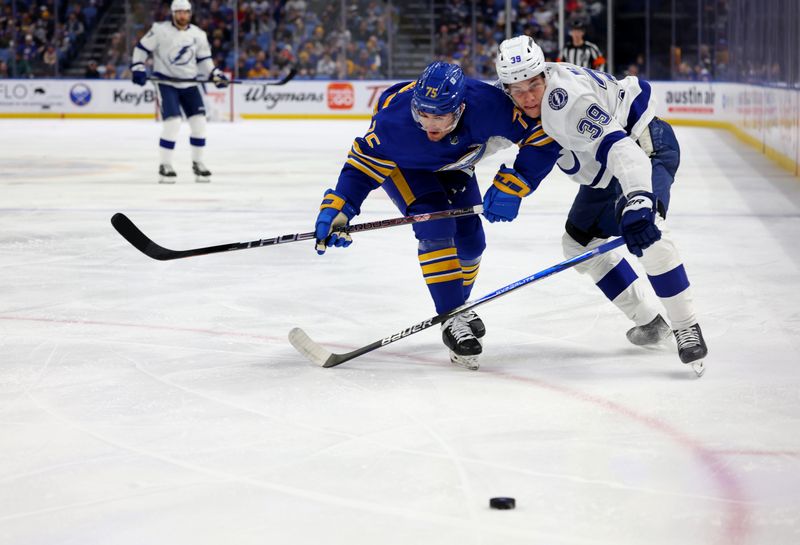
top-left (1, 118), bottom-right (799, 545)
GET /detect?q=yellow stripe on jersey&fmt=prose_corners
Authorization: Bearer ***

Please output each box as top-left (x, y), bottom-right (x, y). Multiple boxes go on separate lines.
top-left (519, 124), bottom-right (555, 147)
top-left (345, 158), bottom-right (386, 183)
top-left (388, 168), bottom-right (415, 206)
top-left (352, 141), bottom-right (396, 170)
top-left (345, 140), bottom-right (397, 183)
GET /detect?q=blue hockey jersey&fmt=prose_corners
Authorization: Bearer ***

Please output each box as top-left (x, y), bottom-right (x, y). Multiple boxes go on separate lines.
top-left (334, 78), bottom-right (558, 211)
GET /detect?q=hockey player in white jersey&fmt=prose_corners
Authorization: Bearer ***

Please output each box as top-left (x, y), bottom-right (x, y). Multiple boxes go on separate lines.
top-left (483, 35), bottom-right (708, 375)
top-left (130, 0), bottom-right (229, 183)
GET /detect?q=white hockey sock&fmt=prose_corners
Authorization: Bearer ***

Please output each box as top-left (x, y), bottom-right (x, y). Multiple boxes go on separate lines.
top-left (188, 115), bottom-right (207, 162)
top-left (159, 116), bottom-right (181, 166)
top-left (563, 232), bottom-right (660, 325)
top-left (638, 217), bottom-right (697, 329)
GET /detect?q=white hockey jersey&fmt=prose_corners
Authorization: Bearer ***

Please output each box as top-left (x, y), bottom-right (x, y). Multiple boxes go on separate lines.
top-left (539, 62), bottom-right (656, 195)
top-left (131, 21), bottom-right (215, 89)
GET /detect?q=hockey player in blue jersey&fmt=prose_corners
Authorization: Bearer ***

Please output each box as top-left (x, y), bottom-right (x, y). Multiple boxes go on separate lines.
top-left (130, 0), bottom-right (229, 183)
top-left (482, 35), bottom-right (708, 375)
top-left (313, 61), bottom-right (544, 370)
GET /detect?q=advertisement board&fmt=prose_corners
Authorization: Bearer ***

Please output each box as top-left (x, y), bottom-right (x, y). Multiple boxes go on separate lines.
top-left (1, 79), bottom-right (797, 175)
top-left (234, 80), bottom-right (392, 118)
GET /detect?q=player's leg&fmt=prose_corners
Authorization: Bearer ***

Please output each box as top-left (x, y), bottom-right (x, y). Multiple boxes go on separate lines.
top-left (383, 169), bottom-right (481, 369)
top-left (178, 86), bottom-right (211, 182)
top-left (156, 84), bottom-right (181, 183)
top-left (563, 185), bottom-right (667, 344)
top-left (636, 118), bottom-right (707, 369)
top-left (441, 169), bottom-right (487, 337)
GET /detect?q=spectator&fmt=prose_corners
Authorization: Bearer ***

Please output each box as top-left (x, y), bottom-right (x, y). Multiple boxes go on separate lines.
top-left (247, 60), bottom-right (270, 79)
top-left (316, 51), bottom-right (336, 77)
top-left (102, 62), bottom-right (116, 79)
top-left (84, 59), bottom-right (100, 78)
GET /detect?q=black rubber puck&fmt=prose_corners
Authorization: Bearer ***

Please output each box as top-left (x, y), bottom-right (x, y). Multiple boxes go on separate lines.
top-left (489, 497), bottom-right (516, 510)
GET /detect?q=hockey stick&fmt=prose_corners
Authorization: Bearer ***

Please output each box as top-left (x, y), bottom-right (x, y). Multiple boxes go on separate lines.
top-left (111, 206), bottom-right (483, 261)
top-left (148, 66), bottom-right (297, 86)
top-left (289, 237), bottom-right (626, 368)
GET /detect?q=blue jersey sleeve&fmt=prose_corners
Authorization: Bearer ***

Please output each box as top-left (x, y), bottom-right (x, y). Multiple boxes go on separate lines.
top-left (513, 119), bottom-right (562, 186)
top-left (334, 82), bottom-right (416, 210)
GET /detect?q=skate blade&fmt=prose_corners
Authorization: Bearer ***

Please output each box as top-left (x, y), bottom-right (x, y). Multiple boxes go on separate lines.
top-left (158, 177), bottom-right (176, 184)
top-left (450, 352), bottom-right (480, 371)
top-left (194, 176), bottom-right (210, 183)
top-left (691, 359), bottom-right (706, 377)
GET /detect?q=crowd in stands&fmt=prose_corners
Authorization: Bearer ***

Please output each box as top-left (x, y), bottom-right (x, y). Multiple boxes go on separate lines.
top-left (434, 0), bottom-right (605, 78)
top-left (0, 0), bottom-right (109, 77)
top-left (3, 0), bottom-right (734, 84)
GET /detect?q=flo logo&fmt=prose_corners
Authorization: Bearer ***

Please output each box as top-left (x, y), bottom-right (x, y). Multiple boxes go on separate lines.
top-left (327, 82), bottom-right (354, 110)
top-left (69, 83), bottom-right (92, 106)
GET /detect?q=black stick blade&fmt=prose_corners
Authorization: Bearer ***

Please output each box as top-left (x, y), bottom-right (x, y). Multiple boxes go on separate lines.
top-left (111, 213), bottom-right (175, 261)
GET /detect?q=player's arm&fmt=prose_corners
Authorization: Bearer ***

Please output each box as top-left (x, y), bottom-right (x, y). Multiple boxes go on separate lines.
top-left (589, 43), bottom-right (607, 71)
top-left (314, 120), bottom-right (397, 254)
top-left (130, 26), bottom-right (156, 86)
top-left (196, 31), bottom-right (228, 88)
top-left (482, 120), bottom-right (561, 223)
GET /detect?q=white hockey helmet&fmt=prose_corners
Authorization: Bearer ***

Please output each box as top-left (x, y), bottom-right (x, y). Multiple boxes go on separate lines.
top-left (171, 0), bottom-right (191, 12)
top-left (495, 35), bottom-right (546, 84)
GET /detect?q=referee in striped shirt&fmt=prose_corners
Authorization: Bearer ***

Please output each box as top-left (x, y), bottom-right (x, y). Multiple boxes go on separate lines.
top-left (558, 18), bottom-right (606, 71)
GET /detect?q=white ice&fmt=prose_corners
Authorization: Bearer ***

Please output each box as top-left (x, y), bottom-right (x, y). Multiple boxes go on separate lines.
top-left (1, 119), bottom-right (799, 545)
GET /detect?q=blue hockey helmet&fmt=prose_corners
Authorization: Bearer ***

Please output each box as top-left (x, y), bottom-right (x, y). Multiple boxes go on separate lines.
top-left (411, 62), bottom-right (466, 131)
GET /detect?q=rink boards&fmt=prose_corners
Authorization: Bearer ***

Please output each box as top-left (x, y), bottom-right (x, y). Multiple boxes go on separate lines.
top-left (1, 78), bottom-right (798, 176)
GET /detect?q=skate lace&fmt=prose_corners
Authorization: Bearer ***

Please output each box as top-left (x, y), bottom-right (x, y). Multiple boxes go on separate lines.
top-left (461, 309), bottom-right (478, 323)
top-left (448, 314), bottom-right (475, 342)
top-left (675, 327), bottom-right (700, 348)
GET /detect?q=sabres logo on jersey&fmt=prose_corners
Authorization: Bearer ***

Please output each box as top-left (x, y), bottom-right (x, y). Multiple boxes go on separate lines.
top-left (438, 143), bottom-right (486, 171)
top-left (169, 43), bottom-right (195, 66)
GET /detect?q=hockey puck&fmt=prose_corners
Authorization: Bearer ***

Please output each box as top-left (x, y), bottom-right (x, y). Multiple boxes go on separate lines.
top-left (489, 497), bottom-right (516, 510)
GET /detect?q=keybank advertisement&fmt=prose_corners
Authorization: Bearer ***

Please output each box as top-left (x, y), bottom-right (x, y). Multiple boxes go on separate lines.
top-left (0, 79), bottom-right (159, 114)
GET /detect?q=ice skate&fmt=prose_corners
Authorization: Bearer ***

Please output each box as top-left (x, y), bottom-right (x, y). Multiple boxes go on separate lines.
top-left (158, 164), bottom-right (177, 184)
top-left (192, 161), bottom-right (211, 183)
top-left (626, 314), bottom-right (671, 346)
top-left (673, 323), bottom-right (708, 377)
top-left (461, 308), bottom-right (486, 338)
top-left (442, 313), bottom-right (482, 370)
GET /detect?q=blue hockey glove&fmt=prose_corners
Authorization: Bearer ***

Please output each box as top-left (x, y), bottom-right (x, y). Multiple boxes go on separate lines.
top-left (482, 165), bottom-right (536, 223)
top-left (619, 191), bottom-right (662, 257)
top-left (132, 70), bottom-right (147, 86)
top-left (211, 68), bottom-right (230, 89)
top-left (314, 189), bottom-right (358, 255)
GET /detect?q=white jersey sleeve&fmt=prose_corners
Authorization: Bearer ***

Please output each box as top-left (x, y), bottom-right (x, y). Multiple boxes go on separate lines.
top-left (540, 63), bottom-right (655, 196)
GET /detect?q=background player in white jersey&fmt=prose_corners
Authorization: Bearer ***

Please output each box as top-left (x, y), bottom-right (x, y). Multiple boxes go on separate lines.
top-left (482, 35), bottom-right (708, 375)
top-left (130, 0), bottom-right (229, 183)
